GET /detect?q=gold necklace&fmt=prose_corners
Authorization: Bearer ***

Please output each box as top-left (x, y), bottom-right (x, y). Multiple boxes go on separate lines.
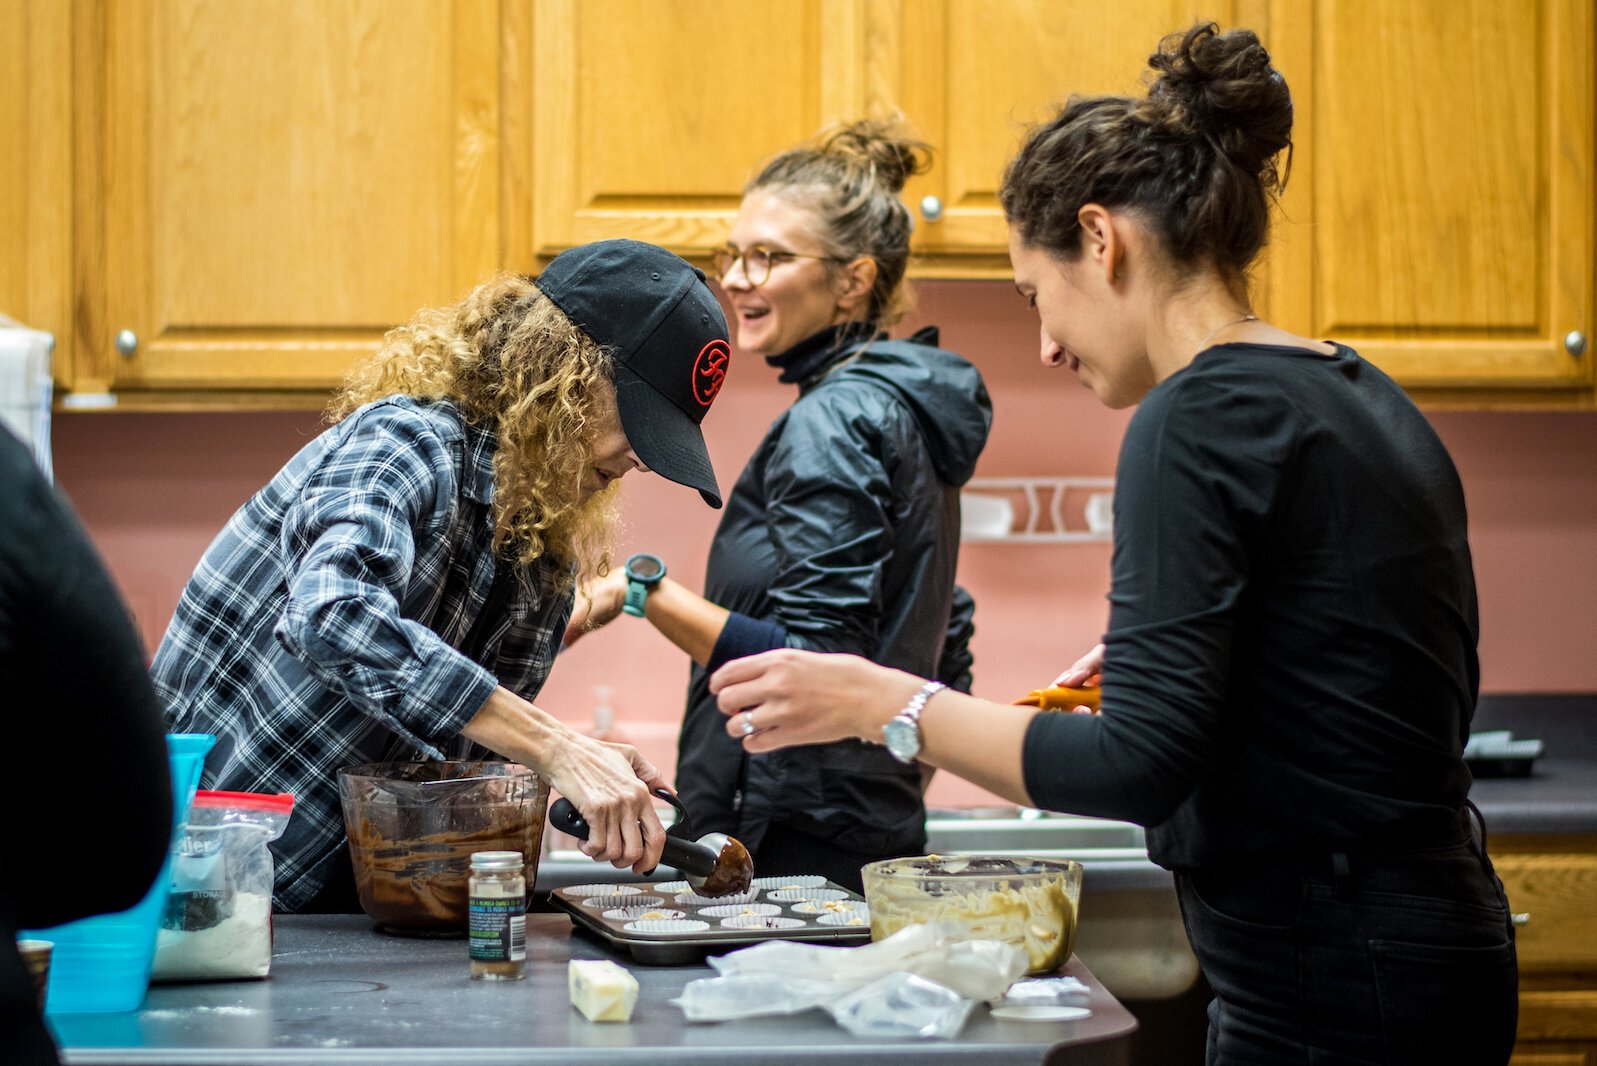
top-left (1196, 312), bottom-right (1259, 353)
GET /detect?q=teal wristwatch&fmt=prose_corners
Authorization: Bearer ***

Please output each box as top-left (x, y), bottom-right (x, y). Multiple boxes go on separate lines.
top-left (622, 553), bottom-right (666, 617)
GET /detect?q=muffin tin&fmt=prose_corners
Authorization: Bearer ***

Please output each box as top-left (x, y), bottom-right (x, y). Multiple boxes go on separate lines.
top-left (548, 877), bottom-right (871, 964)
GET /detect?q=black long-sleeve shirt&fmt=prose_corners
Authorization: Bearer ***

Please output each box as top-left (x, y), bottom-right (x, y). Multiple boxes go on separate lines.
top-left (1023, 343), bottom-right (1478, 870)
top-left (1, 428), bottom-right (173, 1065)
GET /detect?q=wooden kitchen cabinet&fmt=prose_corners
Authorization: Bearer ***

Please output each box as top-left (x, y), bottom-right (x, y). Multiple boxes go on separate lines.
top-left (1260, 0), bottom-right (1595, 402)
top-left (57, 0), bottom-right (508, 403)
top-left (1493, 835), bottom-right (1597, 1063)
top-left (5, 0), bottom-right (1592, 405)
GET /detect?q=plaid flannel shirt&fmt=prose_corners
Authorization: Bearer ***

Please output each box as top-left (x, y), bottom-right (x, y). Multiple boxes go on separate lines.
top-left (152, 397), bottom-right (573, 910)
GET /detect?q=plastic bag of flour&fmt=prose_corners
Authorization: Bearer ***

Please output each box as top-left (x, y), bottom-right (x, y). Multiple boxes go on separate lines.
top-left (152, 791), bottom-right (295, 981)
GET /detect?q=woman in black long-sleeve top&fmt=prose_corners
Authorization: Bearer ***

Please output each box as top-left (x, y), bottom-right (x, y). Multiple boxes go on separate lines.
top-left (703, 24), bottom-right (1517, 1065)
top-left (0, 427), bottom-right (173, 1066)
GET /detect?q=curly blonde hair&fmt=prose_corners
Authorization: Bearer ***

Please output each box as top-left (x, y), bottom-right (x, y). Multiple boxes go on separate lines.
top-left (327, 273), bottom-right (618, 587)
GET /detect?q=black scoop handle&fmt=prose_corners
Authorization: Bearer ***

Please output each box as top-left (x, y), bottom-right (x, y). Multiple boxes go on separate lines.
top-left (548, 795), bottom-right (716, 878)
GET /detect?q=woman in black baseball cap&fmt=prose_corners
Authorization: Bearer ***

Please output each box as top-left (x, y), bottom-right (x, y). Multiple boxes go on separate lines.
top-left (152, 242), bottom-right (730, 912)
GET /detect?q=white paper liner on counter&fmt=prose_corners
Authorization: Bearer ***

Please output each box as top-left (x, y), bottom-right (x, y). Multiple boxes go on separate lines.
top-left (698, 903), bottom-right (781, 918)
top-left (582, 894), bottom-right (664, 910)
top-left (751, 874), bottom-right (826, 890)
top-left (676, 888), bottom-right (760, 906)
top-left (602, 906), bottom-right (688, 921)
top-left (720, 915), bottom-right (805, 931)
top-left (767, 887), bottom-right (848, 903)
top-left (624, 919), bottom-right (710, 935)
top-left (567, 883), bottom-right (642, 897)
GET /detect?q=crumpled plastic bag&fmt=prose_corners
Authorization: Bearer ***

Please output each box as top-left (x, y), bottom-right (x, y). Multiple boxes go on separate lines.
top-left (672, 921), bottom-right (1026, 1038)
top-left (827, 972), bottom-right (974, 1039)
top-left (993, 976), bottom-right (1091, 1008)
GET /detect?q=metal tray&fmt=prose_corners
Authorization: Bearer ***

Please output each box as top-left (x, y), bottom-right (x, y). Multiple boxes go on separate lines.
top-left (549, 878), bottom-right (872, 965)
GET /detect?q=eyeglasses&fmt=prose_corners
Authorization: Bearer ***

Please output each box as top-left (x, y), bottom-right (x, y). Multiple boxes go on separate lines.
top-left (712, 244), bottom-right (845, 288)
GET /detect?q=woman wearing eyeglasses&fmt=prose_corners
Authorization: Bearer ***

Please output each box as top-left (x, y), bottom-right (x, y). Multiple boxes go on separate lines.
top-left (565, 119), bottom-right (992, 892)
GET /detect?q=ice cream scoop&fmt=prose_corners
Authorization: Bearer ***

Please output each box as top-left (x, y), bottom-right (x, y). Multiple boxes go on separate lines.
top-left (548, 788), bottom-right (754, 898)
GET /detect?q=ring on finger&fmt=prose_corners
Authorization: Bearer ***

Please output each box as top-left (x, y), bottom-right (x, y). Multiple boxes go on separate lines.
top-left (739, 711), bottom-right (757, 736)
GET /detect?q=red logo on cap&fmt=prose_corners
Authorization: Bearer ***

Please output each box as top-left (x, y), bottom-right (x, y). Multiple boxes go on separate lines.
top-left (693, 339), bottom-right (731, 407)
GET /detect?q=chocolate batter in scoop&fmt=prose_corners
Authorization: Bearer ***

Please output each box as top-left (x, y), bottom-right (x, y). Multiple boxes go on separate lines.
top-left (548, 791), bottom-right (754, 898)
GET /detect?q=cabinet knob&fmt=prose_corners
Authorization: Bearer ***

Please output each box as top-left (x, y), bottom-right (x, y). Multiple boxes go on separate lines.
top-left (115, 329), bottom-right (139, 357)
top-left (919, 195), bottom-right (944, 223)
top-left (1565, 330), bottom-right (1588, 357)
top-left (1511, 912), bottom-right (1530, 927)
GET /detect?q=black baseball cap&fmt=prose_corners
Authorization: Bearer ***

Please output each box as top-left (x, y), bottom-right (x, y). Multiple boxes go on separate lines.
top-left (537, 240), bottom-right (731, 508)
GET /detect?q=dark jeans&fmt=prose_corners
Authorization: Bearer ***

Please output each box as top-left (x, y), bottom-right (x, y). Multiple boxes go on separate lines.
top-left (1176, 831), bottom-right (1517, 1065)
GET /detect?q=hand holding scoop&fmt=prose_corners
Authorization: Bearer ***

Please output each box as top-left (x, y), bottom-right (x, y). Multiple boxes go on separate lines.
top-left (549, 788), bottom-right (754, 898)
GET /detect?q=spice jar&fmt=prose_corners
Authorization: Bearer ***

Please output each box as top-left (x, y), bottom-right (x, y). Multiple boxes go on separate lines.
top-left (468, 850), bottom-right (526, 980)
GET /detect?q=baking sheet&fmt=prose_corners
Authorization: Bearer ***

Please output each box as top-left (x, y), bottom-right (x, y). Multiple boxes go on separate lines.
top-left (549, 879), bottom-right (871, 965)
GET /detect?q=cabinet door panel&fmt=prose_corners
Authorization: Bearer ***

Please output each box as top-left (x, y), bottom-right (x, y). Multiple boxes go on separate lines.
top-left (897, 0), bottom-right (1235, 256)
top-left (1495, 854), bottom-right (1597, 973)
top-left (102, 0), bottom-right (501, 392)
top-left (531, 0), bottom-right (869, 257)
top-left (1266, 0), bottom-right (1592, 391)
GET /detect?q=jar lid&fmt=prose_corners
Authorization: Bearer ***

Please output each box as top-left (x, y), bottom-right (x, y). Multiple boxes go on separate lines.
top-left (470, 850), bottom-right (525, 870)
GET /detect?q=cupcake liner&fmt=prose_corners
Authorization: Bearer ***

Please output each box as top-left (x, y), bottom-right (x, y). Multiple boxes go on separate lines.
top-left (720, 915), bottom-right (806, 931)
top-left (766, 887), bottom-right (849, 903)
top-left (602, 906), bottom-right (687, 921)
top-left (751, 874), bottom-right (827, 890)
top-left (581, 894), bottom-right (664, 909)
top-left (623, 919), bottom-right (710, 935)
top-left (817, 910), bottom-right (871, 927)
top-left (791, 898), bottom-right (868, 915)
top-left (566, 883), bottom-right (642, 897)
top-left (647, 880), bottom-right (690, 895)
top-left (697, 903), bottom-right (782, 919)
top-left (675, 888), bottom-right (760, 906)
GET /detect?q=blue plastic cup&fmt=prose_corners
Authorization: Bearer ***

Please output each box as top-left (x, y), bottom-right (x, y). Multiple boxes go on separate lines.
top-left (28, 733), bottom-right (215, 1013)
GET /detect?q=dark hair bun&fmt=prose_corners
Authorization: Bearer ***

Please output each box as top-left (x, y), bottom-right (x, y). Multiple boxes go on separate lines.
top-left (1144, 23), bottom-right (1291, 190)
top-left (815, 117), bottom-right (933, 195)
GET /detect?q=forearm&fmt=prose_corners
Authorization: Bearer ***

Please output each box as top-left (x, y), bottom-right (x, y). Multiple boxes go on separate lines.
top-left (642, 577), bottom-right (730, 666)
top-left (459, 685), bottom-right (577, 772)
top-left (917, 691), bottom-right (1039, 806)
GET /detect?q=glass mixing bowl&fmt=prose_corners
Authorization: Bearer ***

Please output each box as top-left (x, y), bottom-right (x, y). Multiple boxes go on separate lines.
top-left (862, 854), bottom-right (1082, 974)
top-left (337, 761), bottom-right (548, 936)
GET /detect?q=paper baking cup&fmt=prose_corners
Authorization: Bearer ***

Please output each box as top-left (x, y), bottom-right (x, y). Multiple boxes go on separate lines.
top-left (751, 874), bottom-right (826, 890)
top-left (602, 906), bottom-right (687, 921)
top-left (720, 915), bottom-right (806, 931)
top-left (792, 898), bottom-right (868, 915)
top-left (675, 888), bottom-right (760, 906)
top-left (566, 883), bottom-right (642, 897)
top-left (647, 880), bottom-right (690, 895)
top-left (698, 903), bottom-right (782, 919)
top-left (817, 910), bottom-right (871, 927)
top-left (766, 887), bottom-right (849, 903)
top-left (623, 919), bottom-right (710, 935)
top-left (581, 894), bottom-right (664, 910)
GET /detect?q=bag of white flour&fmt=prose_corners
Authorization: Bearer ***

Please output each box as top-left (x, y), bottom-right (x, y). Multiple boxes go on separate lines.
top-left (153, 791), bottom-right (295, 981)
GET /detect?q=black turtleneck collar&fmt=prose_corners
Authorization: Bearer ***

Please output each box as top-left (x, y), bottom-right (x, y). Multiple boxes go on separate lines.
top-left (765, 322), bottom-right (883, 386)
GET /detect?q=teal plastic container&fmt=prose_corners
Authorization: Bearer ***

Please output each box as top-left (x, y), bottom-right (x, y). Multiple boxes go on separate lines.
top-left (29, 732), bottom-right (214, 1013)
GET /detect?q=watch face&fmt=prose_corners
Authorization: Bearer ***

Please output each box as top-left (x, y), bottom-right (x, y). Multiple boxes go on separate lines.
top-left (883, 716), bottom-right (919, 762)
top-left (626, 555), bottom-right (664, 582)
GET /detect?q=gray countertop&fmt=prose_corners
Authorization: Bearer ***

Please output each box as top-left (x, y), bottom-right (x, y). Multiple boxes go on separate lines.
top-left (1469, 694), bottom-right (1597, 835)
top-left (49, 916), bottom-right (1138, 1066)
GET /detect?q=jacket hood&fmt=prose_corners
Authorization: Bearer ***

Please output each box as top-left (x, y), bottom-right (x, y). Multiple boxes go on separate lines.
top-left (830, 326), bottom-right (993, 486)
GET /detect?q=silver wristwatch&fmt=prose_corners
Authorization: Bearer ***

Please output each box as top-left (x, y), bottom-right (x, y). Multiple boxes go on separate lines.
top-left (883, 681), bottom-right (947, 764)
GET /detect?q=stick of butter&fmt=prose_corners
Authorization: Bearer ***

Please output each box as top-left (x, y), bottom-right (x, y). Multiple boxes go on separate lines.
top-left (568, 959), bottom-right (639, 1022)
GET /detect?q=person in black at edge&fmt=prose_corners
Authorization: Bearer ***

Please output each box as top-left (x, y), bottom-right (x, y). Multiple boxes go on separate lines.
top-left (564, 118), bottom-right (992, 893)
top-left (703, 25), bottom-right (1517, 1064)
top-left (1, 426), bottom-right (174, 1066)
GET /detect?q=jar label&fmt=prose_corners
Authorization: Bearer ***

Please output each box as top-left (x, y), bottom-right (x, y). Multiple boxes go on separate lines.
top-left (469, 896), bottom-right (527, 961)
